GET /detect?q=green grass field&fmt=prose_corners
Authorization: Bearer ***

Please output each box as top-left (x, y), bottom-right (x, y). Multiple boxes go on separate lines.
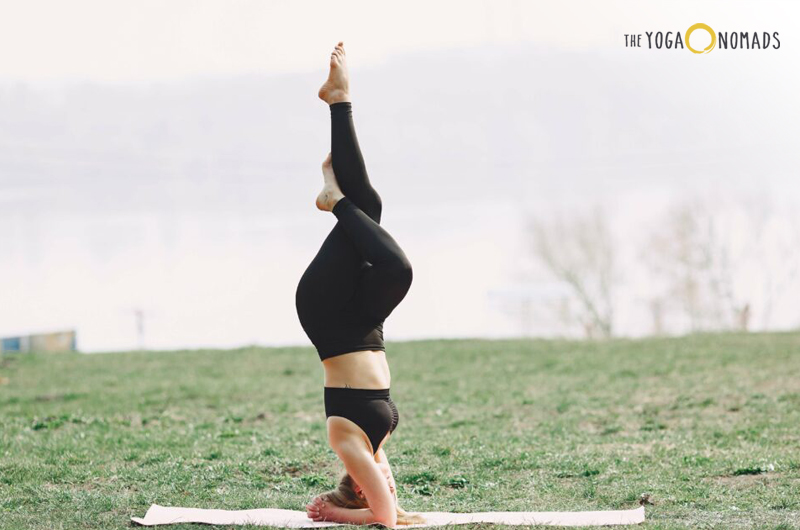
top-left (1, 332), bottom-right (799, 529)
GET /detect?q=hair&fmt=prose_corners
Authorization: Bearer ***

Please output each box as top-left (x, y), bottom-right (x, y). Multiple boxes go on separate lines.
top-left (321, 471), bottom-right (426, 525)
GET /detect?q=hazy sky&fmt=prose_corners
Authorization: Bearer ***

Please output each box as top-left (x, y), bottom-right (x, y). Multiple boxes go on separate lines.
top-left (1, 1), bottom-right (799, 352)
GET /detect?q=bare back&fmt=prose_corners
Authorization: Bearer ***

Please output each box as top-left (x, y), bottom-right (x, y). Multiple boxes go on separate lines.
top-left (322, 350), bottom-right (391, 389)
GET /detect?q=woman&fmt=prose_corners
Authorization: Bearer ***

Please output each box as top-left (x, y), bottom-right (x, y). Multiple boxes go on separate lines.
top-left (295, 42), bottom-right (425, 527)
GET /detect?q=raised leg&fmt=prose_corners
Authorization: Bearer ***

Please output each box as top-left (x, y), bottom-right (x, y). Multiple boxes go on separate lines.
top-left (318, 41), bottom-right (383, 224)
top-left (330, 102), bottom-right (383, 224)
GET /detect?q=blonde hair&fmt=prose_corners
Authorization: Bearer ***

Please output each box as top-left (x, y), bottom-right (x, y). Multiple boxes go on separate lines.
top-left (321, 471), bottom-right (426, 525)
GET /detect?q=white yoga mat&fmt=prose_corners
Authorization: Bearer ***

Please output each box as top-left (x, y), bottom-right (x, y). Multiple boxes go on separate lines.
top-left (131, 504), bottom-right (645, 527)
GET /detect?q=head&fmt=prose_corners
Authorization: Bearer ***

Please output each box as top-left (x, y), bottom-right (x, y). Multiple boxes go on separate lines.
top-left (321, 471), bottom-right (426, 525)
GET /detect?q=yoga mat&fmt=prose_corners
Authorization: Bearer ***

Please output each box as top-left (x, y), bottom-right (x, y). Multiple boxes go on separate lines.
top-left (132, 504), bottom-right (645, 527)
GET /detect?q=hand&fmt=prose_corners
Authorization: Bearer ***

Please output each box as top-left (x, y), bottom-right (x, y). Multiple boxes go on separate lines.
top-left (306, 495), bottom-right (334, 522)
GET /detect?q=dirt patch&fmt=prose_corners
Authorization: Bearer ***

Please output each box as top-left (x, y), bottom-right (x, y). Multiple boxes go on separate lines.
top-left (711, 472), bottom-right (781, 488)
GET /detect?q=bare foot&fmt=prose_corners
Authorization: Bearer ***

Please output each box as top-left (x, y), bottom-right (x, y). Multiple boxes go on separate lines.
top-left (318, 41), bottom-right (350, 104)
top-left (316, 152), bottom-right (345, 211)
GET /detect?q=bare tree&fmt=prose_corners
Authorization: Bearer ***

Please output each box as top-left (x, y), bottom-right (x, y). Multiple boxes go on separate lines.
top-left (644, 195), bottom-right (800, 333)
top-left (644, 199), bottom-right (732, 332)
top-left (525, 206), bottom-right (616, 339)
top-left (754, 206), bottom-right (800, 330)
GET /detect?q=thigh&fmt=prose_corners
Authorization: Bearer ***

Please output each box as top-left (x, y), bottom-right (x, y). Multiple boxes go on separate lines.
top-left (296, 223), bottom-right (365, 315)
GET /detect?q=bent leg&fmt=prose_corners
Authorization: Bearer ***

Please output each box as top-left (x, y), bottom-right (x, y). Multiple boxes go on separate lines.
top-left (332, 196), bottom-right (412, 322)
top-left (331, 102), bottom-right (383, 224)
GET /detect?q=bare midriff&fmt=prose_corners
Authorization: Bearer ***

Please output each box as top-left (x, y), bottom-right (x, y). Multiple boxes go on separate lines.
top-left (322, 349), bottom-right (391, 389)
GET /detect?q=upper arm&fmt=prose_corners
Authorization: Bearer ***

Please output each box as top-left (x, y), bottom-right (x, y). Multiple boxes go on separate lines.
top-left (335, 442), bottom-right (397, 527)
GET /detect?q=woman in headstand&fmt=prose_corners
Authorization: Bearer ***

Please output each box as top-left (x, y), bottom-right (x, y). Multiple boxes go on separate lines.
top-left (295, 42), bottom-right (424, 528)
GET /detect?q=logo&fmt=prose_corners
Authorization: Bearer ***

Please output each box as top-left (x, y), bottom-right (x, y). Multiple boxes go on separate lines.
top-left (685, 23), bottom-right (716, 54)
top-left (624, 24), bottom-right (780, 53)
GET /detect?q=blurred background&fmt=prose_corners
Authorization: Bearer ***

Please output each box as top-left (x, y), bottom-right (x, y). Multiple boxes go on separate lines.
top-left (1, 0), bottom-right (798, 352)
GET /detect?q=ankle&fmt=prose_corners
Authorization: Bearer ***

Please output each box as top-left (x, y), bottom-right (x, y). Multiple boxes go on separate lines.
top-left (326, 91), bottom-right (351, 105)
top-left (331, 195), bottom-right (348, 215)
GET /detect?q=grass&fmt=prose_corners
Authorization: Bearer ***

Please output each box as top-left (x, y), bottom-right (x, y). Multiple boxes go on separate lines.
top-left (1, 332), bottom-right (800, 529)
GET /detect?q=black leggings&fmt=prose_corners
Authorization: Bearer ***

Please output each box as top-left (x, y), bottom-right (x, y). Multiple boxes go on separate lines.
top-left (295, 102), bottom-right (413, 361)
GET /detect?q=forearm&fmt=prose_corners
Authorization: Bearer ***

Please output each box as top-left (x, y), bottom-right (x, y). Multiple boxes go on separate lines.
top-left (327, 505), bottom-right (388, 527)
top-left (375, 449), bottom-right (398, 504)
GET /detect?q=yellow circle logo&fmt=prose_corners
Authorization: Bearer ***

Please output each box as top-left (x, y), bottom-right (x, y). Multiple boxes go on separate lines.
top-left (685, 23), bottom-right (716, 54)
